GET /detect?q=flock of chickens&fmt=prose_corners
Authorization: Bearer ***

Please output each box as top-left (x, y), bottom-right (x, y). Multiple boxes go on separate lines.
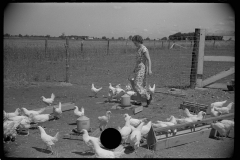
top-left (3, 81), bottom-right (234, 157)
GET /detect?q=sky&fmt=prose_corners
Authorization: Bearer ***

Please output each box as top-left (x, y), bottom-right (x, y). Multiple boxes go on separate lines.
top-left (4, 3), bottom-right (235, 39)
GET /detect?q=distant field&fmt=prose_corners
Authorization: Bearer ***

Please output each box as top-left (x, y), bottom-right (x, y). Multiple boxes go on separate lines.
top-left (4, 38), bottom-right (234, 88)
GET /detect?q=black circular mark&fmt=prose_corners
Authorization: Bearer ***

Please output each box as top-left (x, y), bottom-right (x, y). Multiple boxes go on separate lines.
top-left (100, 128), bottom-right (122, 150)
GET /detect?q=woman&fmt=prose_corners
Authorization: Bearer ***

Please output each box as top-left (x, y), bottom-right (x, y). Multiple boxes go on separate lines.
top-left (131, 35), bottom-right (153, 106)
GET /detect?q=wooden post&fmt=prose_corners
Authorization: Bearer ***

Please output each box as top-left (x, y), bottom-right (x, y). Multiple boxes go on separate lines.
top-left (190, 28), bottom-right (200, 88)
top-left (154, 39), bottom-right (156, 52)
top-left (107, 40), bottom-right (110, 55)
top-left (81, 41), bottom-right (84, 59)
top-left (196, 29), bottom-right (206, 88)
top-left (45, 39), bottom-right (48, 58)
top-left (65, 38), bottom-right (70, 83)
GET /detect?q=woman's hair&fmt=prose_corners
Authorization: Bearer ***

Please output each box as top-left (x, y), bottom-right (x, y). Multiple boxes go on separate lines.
top-left (132, 35), bottom-right (143, 44)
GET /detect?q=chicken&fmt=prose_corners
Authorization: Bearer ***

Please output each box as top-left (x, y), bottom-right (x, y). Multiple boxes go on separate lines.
top-left (89, 139), bottom-right (125, 158)
top-left (18, 117), bottom-right (31, 136)
top-left (210, 100), bottom-right (227, 108)
top-left (74, 106), bottom-right (84, 117)
top-left (156, 121), bottom-right (177, 135)
top-left (109, 83), bottom-right (117, 95)
top-left (21, 107), bottom-right (46, 117)
top-left (211, 120), bottom-right (234, 140)
top-left (118, 115), bottom-right (134, 146)
top-left (53, 102), bottom-right (62, 120)
top-left (124, 114), bottom-right (147, 127)
top-left (152, 122), bottom-right (172, 134)
top-left (148, 84), bottom-right (156, 95)
top-left (125, 90), bottom-right (137, 97)
top-left (41, 93), bottom-right (55, 106)
top-left (188, 111), bottom-right (206, 122)
top-left (183, 108), bottom-right (197, 117)
top-left (141, 121), bottom-right (152, 136)
top-left (29, 113), bottom-right (52, 125)
top-left (4, 108), bottom-right (21, 119)
top-left (214, 102), bottom-right (234, 115)
top-left (38, 126), bottom-right (59, 154)
top-left (4, 118), bottom-right (23, 142)
top-left (129, 121), bottom-right (145, 153)
top-left (98, 111), bottom-right (111, 131)
top-left (91, 83), bottom-right (102, 97)
top-left (115, 84), bottom-right (121, 89)
top-left (210, 106), bottom-right (221, 117)
top-left (7, 115), bottom-right (30, 122)
top-left (166, 115), bottom-right (178, 125)
top-left (82, 129), bottom-right (102, 153)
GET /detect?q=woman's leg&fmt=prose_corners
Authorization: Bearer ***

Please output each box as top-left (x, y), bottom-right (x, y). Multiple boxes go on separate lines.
top-left (134, 64), bottom-right (150, 100)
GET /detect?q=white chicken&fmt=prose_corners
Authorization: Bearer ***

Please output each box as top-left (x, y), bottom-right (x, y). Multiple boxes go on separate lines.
top-left (118, 115), bottom-right (134, 146)
top-left (166, 115), bottom-right (178, 125)
top-left (148, 84), bottom-right (156, 95)
top-left (38, 126), bottom-right (59, 154)
top-left (125, 90), bottom-right (137, 97)
top-left (74, 106), bottom-right (84, 117)
top-left (109, 83), bottom-right (117, 95)
top-left (21, 107), bottom-right (46, 117)
top-left (91, 83), bottom-right (102, 97)
top-left (53, 102), bottom-right (62, 120)
top-left (7, 115), bottom-right (30, 122)
top-left (41, 93), bottom-right (55, 106)
top-left (18, 117), bottom-right (31, 136)
top-left (141, 121), bottom-right (152, 136)
top-left (210, 107), bottom-right (221, 117)
top-left (183, 108), bottom-right (197, 117)
top-left (116, 84), bottom-right (121, 89)
top-left (156, 121), bottom-right (177, 135)
top-left (152, 122), bottom-right (172, 134)
top-left (129, 121), bottom-right (145, 153)
top-left (214, 102), bottom-right (234, 115)
top-left (4, 108), bottom-right (21, 119)
top-left (29, 113), bottom-right (52, 125)
top-left (211, 120), bottom-right (234, 140)
top-left (4, 118), bottom-right (23, 142)
top-left (89, 139), bottom-right (125, 158)
top-left (124, 114), bottom-right (147, 127)
top-left (98, 111), bottom-right (111, 131)
top-left (210, 100), bottom-right (227, 108)
top-left (188, 111), bottom-right (206, 122)
top-left (82, 129), bottom-right (102, 153)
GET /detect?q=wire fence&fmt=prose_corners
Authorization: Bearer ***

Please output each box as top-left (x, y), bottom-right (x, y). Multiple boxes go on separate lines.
top-left (3, 34), bottom-right (235, 88)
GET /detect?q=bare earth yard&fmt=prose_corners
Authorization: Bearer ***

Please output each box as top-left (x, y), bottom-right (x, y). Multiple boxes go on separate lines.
top-left (3, 82), bottom-right (234, 158)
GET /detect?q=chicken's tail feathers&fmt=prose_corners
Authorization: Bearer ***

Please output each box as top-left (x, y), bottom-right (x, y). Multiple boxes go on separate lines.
top-left (51, 93), bottom-right (55, 100)
top-left (53, 132), bottom-right (60, 142)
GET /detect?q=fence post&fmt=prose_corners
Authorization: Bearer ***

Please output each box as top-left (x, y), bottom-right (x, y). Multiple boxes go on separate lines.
top-left (107, 40), bottom-right (110, 55)
top-left (190, 28), bottom-right (200, 88)
top-left (195, 29), bottom-right (206, 88)
top-left (65, 38), bottom-right (70, 83)
top-left (81, 41), bottom-right (84, 59)
top-left (45, 38), bottom-right (48, 58)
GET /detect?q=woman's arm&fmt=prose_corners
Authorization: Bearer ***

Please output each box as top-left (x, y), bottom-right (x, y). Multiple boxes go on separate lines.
top-left (144, 50), bottom-right (152, 75)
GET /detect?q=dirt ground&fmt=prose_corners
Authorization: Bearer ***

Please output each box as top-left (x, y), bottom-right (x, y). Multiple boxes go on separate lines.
top-left (3, 82), bottom-right (235, 158)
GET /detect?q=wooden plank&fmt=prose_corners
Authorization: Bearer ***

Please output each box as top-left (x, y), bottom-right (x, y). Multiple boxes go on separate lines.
top-left (154, 113), bottom-right (234, 133)
top-left (133, 106), bottom-right (143, 114)
top-left (202, 67), bottom-right (235, 87)
top-left (204, 56), bottom-right (235, 62)
top-left (196, 29), bottom-right (206, 88)
top-left (32, 102), bottom-right (75, 114)
top-left (204, 83), bottom-right (228, 90)
top-left (155, 127), bottom-right (212, 151)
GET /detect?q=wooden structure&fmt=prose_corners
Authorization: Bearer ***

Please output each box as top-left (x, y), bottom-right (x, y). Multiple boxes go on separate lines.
top-left (179, 101), bottom-right (209, 114)
top-left (147, 113), bottom-right (234, 151)
top-left (190, 28), bottom-right (235, 88)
